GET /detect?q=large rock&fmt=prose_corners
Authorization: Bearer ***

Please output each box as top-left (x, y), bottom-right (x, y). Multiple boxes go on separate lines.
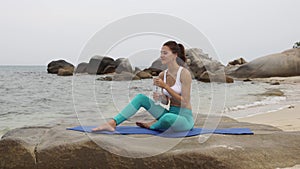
top-left (144, 58), bottom-right (167, 76)
top-left (47, 60), bottom-right (74, 74)
top-left (145, 48), bottom-right (227, 81)
top-left (115, 58), bottom-right (133, 74)
top-left (1, 115), bottom-right (300, 169)
top-left (186, 48), bottom-right (225, 80)
top-left (75, 62), bottom-right (88, 74)
top-left (87, 56), bottom-right (116, 75)
top-left (227, 48), bottom-right (300, 78)
top-left (198, 71), bottom-right (234, 83)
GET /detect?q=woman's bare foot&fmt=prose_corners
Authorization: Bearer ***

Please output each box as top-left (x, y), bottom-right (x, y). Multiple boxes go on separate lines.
top-left (136, 120), bottom-right (157, 129)
top-left (92, 119), bottom-right (116, 132)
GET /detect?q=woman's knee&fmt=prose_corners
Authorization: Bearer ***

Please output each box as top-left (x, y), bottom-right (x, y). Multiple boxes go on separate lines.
top-left (134, 93), bottom-right (148, 101)
top-left (131, 93), bottom-right (150, 108)
top-left (159, 113), bottom-right (176, 125)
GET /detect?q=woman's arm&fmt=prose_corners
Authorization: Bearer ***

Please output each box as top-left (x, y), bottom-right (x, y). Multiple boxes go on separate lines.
top-left (158, 71), bottom-right (169, 105)
top-left (155, 68), bottom-right (192, 107)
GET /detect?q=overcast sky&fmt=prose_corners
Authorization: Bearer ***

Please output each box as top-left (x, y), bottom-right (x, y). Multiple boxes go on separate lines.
top-left (0, 0), bottom-right (299, 66)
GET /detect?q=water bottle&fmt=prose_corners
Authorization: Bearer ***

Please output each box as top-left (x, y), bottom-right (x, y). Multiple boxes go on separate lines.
top-left (153, 85), bottom-right (161, 105)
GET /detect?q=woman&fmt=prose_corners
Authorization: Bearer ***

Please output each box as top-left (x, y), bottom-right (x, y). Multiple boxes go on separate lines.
top-left (92, 40), bottom-right (194, 132)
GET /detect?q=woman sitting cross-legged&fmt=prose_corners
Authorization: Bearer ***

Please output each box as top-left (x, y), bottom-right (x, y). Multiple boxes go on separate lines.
top-left (92, 40), bottom-right (194, 132)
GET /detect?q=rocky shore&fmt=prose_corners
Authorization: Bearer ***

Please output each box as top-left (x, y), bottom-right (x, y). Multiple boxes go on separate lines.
top-left (7, 48), bottom-right (298, 168)
top-left (0, 115), bottom-right (299, 169)
top-left (47, 48), bottom-right (300, 84)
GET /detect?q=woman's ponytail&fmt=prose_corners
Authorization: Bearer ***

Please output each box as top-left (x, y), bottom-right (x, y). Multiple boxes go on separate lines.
top-left (177, 43), bottom-right (186, 63)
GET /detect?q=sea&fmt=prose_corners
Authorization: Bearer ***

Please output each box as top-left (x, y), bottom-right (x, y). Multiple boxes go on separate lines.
top-left (1, 65), bottom-right (300, 137)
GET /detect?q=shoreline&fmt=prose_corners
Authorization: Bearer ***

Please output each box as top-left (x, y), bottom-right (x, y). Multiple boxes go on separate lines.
top-left (237, 103), bottom-right (300, 131)
top-left (233, 76), bottom-right (300, 131)
top-left (234, 76), bottom-right (300, 84)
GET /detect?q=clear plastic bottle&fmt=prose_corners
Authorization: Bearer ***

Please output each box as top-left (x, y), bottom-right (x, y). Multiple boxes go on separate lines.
top-left (153, 85), bottom-right (161, 105)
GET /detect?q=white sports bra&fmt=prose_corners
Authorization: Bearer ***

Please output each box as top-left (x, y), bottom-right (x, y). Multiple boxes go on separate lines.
top-left (162, 66), bottom-right (183, 98)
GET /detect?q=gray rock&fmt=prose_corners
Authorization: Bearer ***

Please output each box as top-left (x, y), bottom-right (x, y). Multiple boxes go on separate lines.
top-left (75, 62), bottom-right (88, 74)
top-left (133, 67), bottom-right (142, 74)
top-left (0, 126), bottom-right (49, 169)
top-left (150, 58), bottom-right (167, 71)
top-left (115, 58), bottom-right (133, 74)
top-left (186, 48), bottom-right (225, 79)
top-left (197, 71), bottom-right (234, 83)
top-left (144, 58), bottom-right (167, 76)
top-left (227, 48), bottom-right (300, 78)
top-left (145, 48), bottom-right (226, 82)
top-left (1, 115), bottom-right (300, 169)
top-left (87, 56), bottom-right (116, 75)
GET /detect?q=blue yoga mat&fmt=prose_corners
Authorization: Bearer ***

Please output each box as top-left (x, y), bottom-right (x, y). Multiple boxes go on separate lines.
top-left (67, 126), bottom-right (253, 138)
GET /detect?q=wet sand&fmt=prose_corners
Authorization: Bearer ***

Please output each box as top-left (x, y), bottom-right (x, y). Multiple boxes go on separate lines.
top-left (238, 103), bottom-right (300, 131)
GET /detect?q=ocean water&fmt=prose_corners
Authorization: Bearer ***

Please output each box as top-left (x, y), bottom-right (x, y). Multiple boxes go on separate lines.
top-left (1, 66), bottom-right (299, 137)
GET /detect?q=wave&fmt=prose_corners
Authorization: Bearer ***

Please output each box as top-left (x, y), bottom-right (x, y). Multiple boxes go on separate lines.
top-left (224, 96), bottom-right (286, 113)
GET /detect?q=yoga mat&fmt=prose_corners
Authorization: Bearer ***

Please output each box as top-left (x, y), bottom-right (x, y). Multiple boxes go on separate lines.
top-left (67, 126), bottom-right (253, 138)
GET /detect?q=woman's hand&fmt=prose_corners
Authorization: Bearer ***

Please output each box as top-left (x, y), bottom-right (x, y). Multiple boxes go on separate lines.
top-left (153, 77), bottom-right (166, 88)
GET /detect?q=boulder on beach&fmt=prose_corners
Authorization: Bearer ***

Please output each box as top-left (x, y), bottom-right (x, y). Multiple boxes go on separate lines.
top-left (115, 58), bottom-right (133, 74)
top-left (75, 62), bottom-right (88, 74)
top-left (1, 114), bottom-right (300, 169)
top-left (185, 48), bottom-right (233, 83)
top-left (226, 48), bottom-right (300, 78)
top-left (144, 48), bottom-right (233, 83)
top-left (186, 48), bottom-right (225, 78)
top-left (47, 60), bottom-right (74, 75)
top-left (87, 56), bottom-right (116, 75)
top-left (143, 58), bottom-right (167, 76)
top-left (197, 71), bottom-right (234, 83)
top-left (84, 56), bottom-right (136, 75)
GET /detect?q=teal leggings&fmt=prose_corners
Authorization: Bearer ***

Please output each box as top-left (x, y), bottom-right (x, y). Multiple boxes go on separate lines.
top-left (113, 94), bottom-right (194, 132)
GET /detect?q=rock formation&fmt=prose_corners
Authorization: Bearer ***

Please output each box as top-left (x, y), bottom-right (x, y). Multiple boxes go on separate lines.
top-left (226, 48), bottom-right (300, 78)
top-left (86, 56), bottom-right (116, 75)
top-left (197, 71), bottom-right (234, 83)
top-left (143, 48), bottom-right (233, 83)
top-left (47, 60), bottom-right (74, 76)
top-left (75, 62), bottom-right (88, 74)
top-left (1, 115), bottom-right (299, 169)
top-left (115, 58), bottom-right (133, 74)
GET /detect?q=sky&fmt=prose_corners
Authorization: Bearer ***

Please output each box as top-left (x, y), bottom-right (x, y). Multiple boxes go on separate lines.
top-left (0, 0), bottom-right (299, 66)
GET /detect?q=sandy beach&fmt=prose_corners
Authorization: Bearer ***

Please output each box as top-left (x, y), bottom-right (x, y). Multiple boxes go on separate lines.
top-left (236, 75), bottom-right (300, 132)
top-left (238, 103), bottom-right (300, 131)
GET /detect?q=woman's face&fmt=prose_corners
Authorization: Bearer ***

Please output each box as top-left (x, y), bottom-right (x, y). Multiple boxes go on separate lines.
top-left (160, 46), bottom-right (176, 65)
